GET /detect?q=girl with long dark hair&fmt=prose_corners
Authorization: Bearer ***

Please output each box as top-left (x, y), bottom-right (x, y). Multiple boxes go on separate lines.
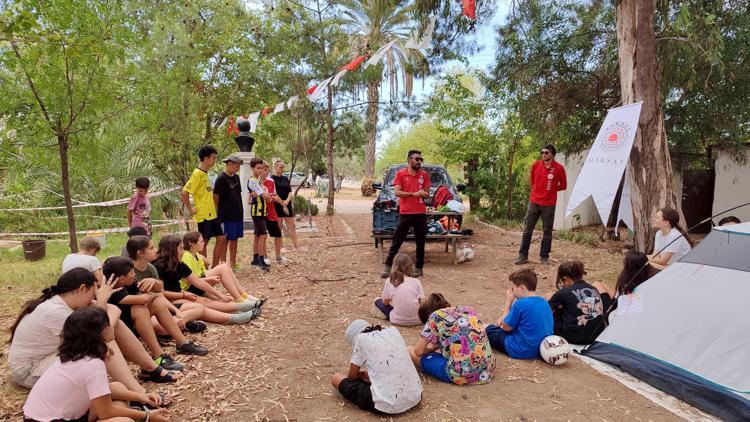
top-left (649, 207), bottom-right (693, 269)
top-left (23, 307), bottom-right (170, 422)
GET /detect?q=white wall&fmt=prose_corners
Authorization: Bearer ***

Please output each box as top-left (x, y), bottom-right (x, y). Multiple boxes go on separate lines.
top-left (713, 149), bottom-right (750, 223)
top-left (554, 149), bottom-right (602, 230)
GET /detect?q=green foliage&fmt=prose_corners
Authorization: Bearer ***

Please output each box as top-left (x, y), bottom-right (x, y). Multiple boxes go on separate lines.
top-left (293, 195), bottom-right (319, 216)
top-left (376, 121), bottom-right (460, 179)
top-left (555, 229), bottom-right (599, 247)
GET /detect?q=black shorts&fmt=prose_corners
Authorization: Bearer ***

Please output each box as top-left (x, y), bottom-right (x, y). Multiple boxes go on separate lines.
top-left (186, 284), bottom-right (206, 297)
top-left (252, 216), bottom-right (268, 235)
top-left (274, 202), bottom-right (294, 218)
top-left (267, 219), bottom-right (282, 238)
top-left (197, 218), bottom-right (224, 241)
top-left (338, 378), bottom-right (378, 413)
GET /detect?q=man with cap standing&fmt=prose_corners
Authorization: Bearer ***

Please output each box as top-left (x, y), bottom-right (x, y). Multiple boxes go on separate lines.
top-left (213, 154), bottom-right (244, 269)
top-left (515, 144), bottom-right (567, 265)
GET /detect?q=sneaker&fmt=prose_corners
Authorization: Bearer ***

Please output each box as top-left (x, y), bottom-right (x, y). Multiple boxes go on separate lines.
top-left (413, 267), bottom-right (424, 278)
top-left (263, 257), bottom-right (271, 265)
top-left (369, 302), bottom-right (388, 320)
top-left (380, 265), bottom-right (391, 278)
top-left (157, 335), bottom-right (173, 347)
top-left (540, 257), bottom-right (550, 265)
top-left (176, 341), bottom-right (209, 356)
top-left (259, 262), bottom-right (271, 272)
top-left (514, 256), bottom-right (528, 265)
top-left (276, 256), bottom-right (289, 265)
top-left (155, 354), bottom-right (184, 371)
top-left (185, 320), bottom-right (207, 333)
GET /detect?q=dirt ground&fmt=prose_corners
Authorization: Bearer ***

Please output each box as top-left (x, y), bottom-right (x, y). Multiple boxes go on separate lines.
top-left (0, 203), bottom-right (683, 421)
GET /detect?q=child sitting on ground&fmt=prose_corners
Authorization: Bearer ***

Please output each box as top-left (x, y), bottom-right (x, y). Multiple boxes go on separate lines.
top-left (371, 253), bottom-right (425, 326)
top-left (152, 234), bottom-right (262, 325)
top-left (408, 293), bottom-right (495, 385)
top-left (23, 307), bottom-right (169, 422)
top-left (61, 236), bottom-right (104, 283)
top-left (121, 226), bottom-right (148, 257)
top-left (484, 268), bottom-right (553, 359)
top-left (548, 261), bottom-right (612, 345)
top-left (117, 236), bottom-right (209, 361)
top-left (128, 176), bottom-right (153, 236)
top-left (180, 231), bottom-right (262, 305)
top-left (331, 319), bottom-right (422, 415)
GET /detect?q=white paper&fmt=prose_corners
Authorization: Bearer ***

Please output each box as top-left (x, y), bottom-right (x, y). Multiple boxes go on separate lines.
top-left (307, 76), bottom-right (334, 102)
top-left (617, 292), bottom-right (643, 315)
top-left (273, 102), bottom-right (285, 114)
top-left (286, 95), bottom-right (299, 109)
top-left (331, 69), bottom-right (348, 87)
top-left (363, 40), bottom-right (396, 69)
top-left (247, 112), bottom-right (260, 133)
top-left (565, 102), bottom-right (643, 226)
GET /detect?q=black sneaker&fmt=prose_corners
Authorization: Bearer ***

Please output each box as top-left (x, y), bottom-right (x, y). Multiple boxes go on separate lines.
top-left (185, 320), bottom-right (207, 333)
top-left (157, 335), bottom-right (173, 347)
top-left (259, 262), bottom-right (271, 272)
top-left (156, 354), bottom-right (184, 371)
top-left (413, 267), bottom-right (424, 278)
top-left (514, 256), bottom-right (528, 265)
top-left (540, 257), bottom-right (550, 265)
top-left (176, 341), bottom-right (209, 355)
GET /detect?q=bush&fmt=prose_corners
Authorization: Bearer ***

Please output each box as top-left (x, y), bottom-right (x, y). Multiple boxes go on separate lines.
top-left (292, 195), bottom-right (319, 216)
top-left (555, 229), bottom-right (599, 247)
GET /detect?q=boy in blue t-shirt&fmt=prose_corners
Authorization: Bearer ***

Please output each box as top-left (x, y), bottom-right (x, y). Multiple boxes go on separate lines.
top-left (484, 268), bottom-right (553, 359)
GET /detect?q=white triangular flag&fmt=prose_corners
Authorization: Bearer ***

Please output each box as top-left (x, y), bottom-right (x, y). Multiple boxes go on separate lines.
top-left (331, 69), bottom-right (348, 86)
top-left (307, 76), bottom-right (334, 102)
top-left (247, 112), bottom-right (260, 133)
top-left (363, 40), bottom-right (396, 69)
top-left (405, 18), bottom-right (436, 49)
top-left (273, 102), bottom-right (285, 114)
top-left (286, 95), bottom-right (299, 109)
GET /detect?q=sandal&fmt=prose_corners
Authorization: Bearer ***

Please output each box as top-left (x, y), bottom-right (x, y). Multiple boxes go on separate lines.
top-left (138, 366), bottom-right (180, 383)
top-left (144, 392), bottom-right (173, 409)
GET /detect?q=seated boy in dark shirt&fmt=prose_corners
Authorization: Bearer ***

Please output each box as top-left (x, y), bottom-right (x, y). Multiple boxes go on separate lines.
top-left (548, 261), bottom-right (613, 345)
top-left (484, 268), bottom-right (553, 359)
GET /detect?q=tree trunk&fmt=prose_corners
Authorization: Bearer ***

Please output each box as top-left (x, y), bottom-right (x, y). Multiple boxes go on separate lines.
top-left (506, 138), bottom-right (517, 219)
top-left (326, 86), bottom-right (335, 216)
top-left (466, 157), bottom-right (480, 212)
top-left (363, 80), bottom-right (380, 180)
top-left (58, 133), bottom-right (78, 253)
top-left (616, 0), bottom-right (678, 252)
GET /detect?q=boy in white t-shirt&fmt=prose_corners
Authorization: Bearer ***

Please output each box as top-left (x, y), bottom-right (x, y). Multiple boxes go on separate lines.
top-left (650, 207), bottom-right (692, 270)
top-left (330, 319), bottom-right (422, 415)
top-left (61, 236), bottom-right (103, 283)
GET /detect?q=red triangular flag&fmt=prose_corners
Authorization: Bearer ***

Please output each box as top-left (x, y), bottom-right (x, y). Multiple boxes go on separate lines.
top-left (227, 116), bottom-right (238, 136)
top-left (306, 85), bottom-right (317, 95)
top-left (342, 54), bottom-right (368, 71)
top-left (261, 106), bottom-right (271, 117)
top-left (462, 0), bottom-right (476, 20)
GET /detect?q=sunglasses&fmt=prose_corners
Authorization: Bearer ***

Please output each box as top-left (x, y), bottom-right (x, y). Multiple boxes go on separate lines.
top-left (411, 157), bottom-right (424, 162)
top-left (541, 150), bottom-right (552, 155)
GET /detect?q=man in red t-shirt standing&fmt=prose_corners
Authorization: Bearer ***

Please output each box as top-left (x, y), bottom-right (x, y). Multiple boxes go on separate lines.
top-left (381, 150), bottom-right (431, 278)
top-left (516, 144), bottom-right (567, 265)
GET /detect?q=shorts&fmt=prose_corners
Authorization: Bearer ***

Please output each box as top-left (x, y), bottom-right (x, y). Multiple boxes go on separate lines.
top-left (252, 216), bottom-right (268, 235)
top-left (186, 284), bottom-right (206, 297)
top-left (485, 324), bottom-right (508, 354)
top-left (338, 378), bottom-right (377, 413)
top-left (11, 352), bottom-right (58, 389)
top-left (267, 219), bottom-right (282, 238)
top-left (222, 221), bottom-right (244, 241)
top-left (115, 304), bottom-right (137, 334)
top-left (420, 352), bottom-right (452, 383)
top-left (274, 202), bottom-right (294, 218)
top-left (197, 218), bottom-right (224, 241)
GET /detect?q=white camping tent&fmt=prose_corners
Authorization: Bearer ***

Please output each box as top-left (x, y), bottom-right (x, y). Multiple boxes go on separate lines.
top-left (582, 222), bottom-right (750, 421)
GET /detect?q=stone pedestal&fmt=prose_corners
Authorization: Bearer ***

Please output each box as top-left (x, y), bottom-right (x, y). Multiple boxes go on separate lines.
top-left (236, 151), bottom-right (255, 229)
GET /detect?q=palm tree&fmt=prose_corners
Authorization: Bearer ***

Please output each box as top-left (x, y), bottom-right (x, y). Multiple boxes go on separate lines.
top-left (339, 0), bottom-right (429, 193)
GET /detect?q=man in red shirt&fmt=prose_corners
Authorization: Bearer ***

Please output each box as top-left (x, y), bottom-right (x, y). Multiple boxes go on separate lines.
top-left (381, 150), bottom-right (431, 278)
top-left (516, 144), bottom-right (567, 265)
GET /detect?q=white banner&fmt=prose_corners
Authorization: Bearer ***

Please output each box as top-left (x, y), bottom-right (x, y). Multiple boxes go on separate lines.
top-left (363, 41), bottom-right (395, 69)
top-left (565, 102), bottom-right (642, 227)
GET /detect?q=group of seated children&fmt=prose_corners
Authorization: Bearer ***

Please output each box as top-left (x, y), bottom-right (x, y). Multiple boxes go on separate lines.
top-left (13, 232), bottom-right (265, 421)
top-left (333, 252), bottom-right (652, 416)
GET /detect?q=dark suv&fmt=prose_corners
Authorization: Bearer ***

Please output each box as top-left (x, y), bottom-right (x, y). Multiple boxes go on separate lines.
top-left (372, 164), bottom-right (464, 235)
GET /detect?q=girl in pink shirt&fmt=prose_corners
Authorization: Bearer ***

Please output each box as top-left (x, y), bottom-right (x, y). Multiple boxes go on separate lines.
top-left (23, 307), bottom-right (169, 422)
top-left (372, 254), bottom-right (425, 326)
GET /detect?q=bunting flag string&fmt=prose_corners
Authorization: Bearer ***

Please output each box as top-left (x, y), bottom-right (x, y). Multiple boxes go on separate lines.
top-left (222, 29), bottom-right (436, 136)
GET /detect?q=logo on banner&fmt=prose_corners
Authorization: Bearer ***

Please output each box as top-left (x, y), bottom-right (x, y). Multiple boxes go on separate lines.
top-left (599, 122), bottom-right (631, 151)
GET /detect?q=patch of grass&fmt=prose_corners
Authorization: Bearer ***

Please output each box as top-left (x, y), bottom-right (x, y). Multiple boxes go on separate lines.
top-left (0, 234), bottom-right (130, 310)
top-left (485, 216), bottom-right (524, 230)
top-left (555, 229), bottom-right (599, 247)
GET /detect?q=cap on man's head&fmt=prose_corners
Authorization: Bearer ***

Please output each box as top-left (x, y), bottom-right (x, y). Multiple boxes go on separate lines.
top-left (223, 155), bottom-right (243, 164)
top-left (543, 143), bottom-right (557, 156)
top-left (345, 319), bottom-right (370, 347)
